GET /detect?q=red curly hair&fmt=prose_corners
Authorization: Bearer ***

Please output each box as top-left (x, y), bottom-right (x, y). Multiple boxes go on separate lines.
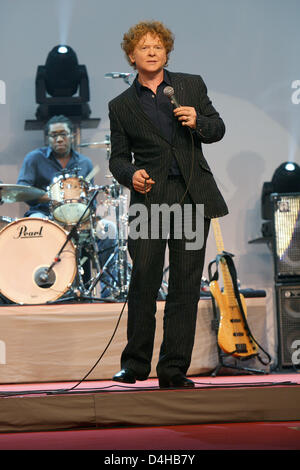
top-left (121, 20), bottom-right (175, 68)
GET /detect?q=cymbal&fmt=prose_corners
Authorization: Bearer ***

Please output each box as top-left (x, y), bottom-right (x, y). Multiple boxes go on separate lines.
top-left (78, 140), bottom-right (111, 149)
top-left (0, 184), bottom-right (46, 203)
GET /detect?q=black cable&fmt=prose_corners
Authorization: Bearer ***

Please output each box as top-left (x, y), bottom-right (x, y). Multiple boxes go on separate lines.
top-left (0, 379), bottom-right (297, 398)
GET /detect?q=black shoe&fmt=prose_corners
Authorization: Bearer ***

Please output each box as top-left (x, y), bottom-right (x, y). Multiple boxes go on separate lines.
top-left (112, 368), bottom-right (148, 384)
top-left (158, 375), bottom-right (195, 389)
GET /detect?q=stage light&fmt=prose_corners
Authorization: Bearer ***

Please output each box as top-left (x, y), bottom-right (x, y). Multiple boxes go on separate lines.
top-left (270, 162), bottom-right (300, 194)
top-left (34, 45), bottom-right (91, 120)
top-left (44, 45), bottom-right (82, 98)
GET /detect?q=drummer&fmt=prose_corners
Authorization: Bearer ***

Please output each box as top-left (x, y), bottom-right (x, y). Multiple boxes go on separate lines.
top-left (17, 114), bottom-right (116, 299)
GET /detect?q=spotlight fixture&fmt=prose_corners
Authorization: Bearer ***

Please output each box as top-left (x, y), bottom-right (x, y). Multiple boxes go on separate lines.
top-left (34, 44), bottom-right (91, 120)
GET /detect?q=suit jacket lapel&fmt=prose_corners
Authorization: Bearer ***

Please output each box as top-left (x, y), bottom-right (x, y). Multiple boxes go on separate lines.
top-left (123, 84), bottom-right (170, 142)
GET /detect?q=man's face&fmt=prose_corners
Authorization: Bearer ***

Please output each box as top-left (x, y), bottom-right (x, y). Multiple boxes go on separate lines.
top-left (129, 33), bottom-right (167, 75)
top-left (48, 123), bottom-right (72, 157)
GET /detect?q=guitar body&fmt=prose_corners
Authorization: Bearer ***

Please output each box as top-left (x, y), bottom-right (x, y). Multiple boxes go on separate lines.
top-left (210, 276), bottom-right (258, 358)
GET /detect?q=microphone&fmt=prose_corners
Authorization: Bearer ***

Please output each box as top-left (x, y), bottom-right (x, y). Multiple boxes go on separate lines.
top-left (105, 72), bottom-right (132, 79)
top-left (105, 72), bottom-right (135, 86)
top-left (163, 86), bottom-right (181, 108)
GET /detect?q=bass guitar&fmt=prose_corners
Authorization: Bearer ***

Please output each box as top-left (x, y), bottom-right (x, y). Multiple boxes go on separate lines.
top-left (209, 218), bottom-right (259, 359)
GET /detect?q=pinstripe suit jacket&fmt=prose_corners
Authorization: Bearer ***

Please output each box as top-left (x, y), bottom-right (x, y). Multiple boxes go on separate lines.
top-left (108, 70), bottom-right (228, 218)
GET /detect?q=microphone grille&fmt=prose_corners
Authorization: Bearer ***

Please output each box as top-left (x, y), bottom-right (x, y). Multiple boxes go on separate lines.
top-left (163, 86), bottom-right (175, 98)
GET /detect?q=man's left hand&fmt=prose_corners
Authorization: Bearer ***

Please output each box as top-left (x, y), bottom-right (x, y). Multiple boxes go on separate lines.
top-left (173, 106), bottom-right (197, 129)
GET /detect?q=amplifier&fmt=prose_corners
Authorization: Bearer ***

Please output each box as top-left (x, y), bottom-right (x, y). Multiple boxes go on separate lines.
top-left (275, 284), bottom-right (300, 367)
top-left (271, 193), bottom-right (300, 280)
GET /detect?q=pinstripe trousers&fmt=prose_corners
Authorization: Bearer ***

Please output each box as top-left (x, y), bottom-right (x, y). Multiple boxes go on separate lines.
top-left (122, 175), bottom-right (210, 380)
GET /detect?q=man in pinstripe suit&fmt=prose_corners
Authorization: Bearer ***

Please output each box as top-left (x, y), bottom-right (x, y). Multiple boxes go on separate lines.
top-left (109, 21), bottom-right (228, 388)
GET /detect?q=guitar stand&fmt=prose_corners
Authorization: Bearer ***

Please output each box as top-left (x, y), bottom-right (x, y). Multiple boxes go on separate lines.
top-left (208, 259), bottom-right (267, 377)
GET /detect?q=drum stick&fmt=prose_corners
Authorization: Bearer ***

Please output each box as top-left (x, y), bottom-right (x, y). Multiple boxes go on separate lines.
top-left (86, 165), bottom-right (100, 182)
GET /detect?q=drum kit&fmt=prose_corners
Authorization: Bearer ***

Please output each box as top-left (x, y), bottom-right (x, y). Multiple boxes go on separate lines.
top-left (0, 67), bottom-right (171, 306)
top-left (0, 143), bottom-right (134, 305)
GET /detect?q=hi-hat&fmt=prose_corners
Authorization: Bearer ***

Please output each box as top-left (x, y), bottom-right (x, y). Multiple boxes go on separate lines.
top-left (0, 184), bottom-right (46, 203)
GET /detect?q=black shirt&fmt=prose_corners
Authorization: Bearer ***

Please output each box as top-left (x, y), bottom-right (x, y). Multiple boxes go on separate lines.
top-left (135, 70), bottom-right (181, 175)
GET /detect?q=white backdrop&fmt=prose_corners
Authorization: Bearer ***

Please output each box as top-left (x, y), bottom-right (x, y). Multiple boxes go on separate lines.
top-left (0, 0), bottom-right (299, 318)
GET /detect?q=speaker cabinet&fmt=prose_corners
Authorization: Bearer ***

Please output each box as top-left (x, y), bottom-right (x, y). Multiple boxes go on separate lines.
top-left (271, 193), bottom-right (300, 280)
top-left (276, 284), bottom-right (300, 367)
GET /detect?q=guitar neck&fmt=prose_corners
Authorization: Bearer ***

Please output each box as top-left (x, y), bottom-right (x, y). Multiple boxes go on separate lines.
top-left (211, 218), bottom-right (237, 306)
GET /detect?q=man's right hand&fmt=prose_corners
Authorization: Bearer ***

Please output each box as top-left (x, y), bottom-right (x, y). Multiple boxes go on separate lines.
top-left (132, 169), bottom-right (155, 194)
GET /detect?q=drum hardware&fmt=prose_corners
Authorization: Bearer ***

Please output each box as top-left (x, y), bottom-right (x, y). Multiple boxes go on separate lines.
top-left (45, 188), bottom-right (109, 303)
top-left (87, 143), bottom-right (132, 300)
top-left (0, 215), bottom-right (15, 231)
top-left (95, 134), bottom-right (132, 300)
top-left (79, 180), bottom-right (130, 301)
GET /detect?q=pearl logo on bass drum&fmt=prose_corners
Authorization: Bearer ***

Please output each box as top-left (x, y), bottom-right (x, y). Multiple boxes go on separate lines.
top-left (0, 218), bottom-right (76, 305)
top-left (13, 224), bottom-right (44, 239)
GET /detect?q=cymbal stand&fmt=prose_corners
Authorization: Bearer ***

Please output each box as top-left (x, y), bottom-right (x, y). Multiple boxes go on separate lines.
top-left (105, 138), bottom-right (131, 299)
top-left (85, 180), bottom-right (131, 300)
top-left (113, 181), bottom-right (131, 299)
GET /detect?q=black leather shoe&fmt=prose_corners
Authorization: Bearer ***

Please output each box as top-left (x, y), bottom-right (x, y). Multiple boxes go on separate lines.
top-left (112, 368), bottom-right (148, 384)
top-left (158, 375), bottom-right (195, 389)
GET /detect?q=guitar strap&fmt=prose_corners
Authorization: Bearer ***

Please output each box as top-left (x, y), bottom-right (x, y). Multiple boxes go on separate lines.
top-left (209, 251), bottom-right (272, 366)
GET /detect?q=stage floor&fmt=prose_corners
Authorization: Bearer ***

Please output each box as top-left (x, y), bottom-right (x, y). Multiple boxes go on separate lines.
top-left (0, 372), bottom-right (300, 434)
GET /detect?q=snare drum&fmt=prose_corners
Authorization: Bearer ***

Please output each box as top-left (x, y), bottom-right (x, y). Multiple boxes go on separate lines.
top-left (49, 174), bottom-right (90, 224)
top-left (0, 218), bottom-right (76, 304)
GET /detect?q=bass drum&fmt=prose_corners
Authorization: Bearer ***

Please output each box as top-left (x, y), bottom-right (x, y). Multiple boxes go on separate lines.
top-left (0, 218), bottom-right (76, 305)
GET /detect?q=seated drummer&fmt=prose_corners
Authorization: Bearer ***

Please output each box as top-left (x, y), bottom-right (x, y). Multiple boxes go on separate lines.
top-left (17, 114), bottom-right (117, 299)
top-left (18, 115), bottom-right (93, 217)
